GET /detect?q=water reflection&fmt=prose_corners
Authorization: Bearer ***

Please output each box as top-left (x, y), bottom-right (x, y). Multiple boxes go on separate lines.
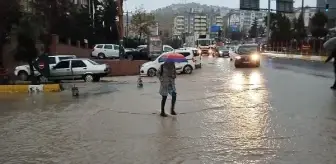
top-left (203, 68), bottom-right (274, 161)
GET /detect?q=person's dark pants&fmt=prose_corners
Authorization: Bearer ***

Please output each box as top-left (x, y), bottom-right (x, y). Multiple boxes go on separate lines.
top-left (161, 92), bottom-right (176, 115)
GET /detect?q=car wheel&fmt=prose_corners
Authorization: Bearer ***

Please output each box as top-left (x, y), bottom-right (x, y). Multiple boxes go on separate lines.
top-left (199, 63), bottom-right (202, 68)
top-left (183, 65), bottom-right (193, 74)
top-left (127, 55), bottom-right (134, 61)
top-left (93, 76), bottom-right (101, 82)
top-left (84, 74), bottom-right (94, 82)
top-left (18, 71), bottom-right (29, 81)
top-left (98, 53), bottom-right (106, 59)
top-left (147, 68), bottom-right (157, 77)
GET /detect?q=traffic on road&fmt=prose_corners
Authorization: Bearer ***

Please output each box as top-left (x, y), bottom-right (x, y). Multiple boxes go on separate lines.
top-left (1, 56), bottom-right (336, 163)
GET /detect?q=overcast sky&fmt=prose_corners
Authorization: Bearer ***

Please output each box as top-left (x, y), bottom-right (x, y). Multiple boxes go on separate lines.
top-left (124, 0), bottom-right (316, 12)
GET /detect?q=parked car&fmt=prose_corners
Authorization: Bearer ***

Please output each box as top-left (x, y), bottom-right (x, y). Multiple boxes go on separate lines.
top-left (14, 55), bottom-right (76, 81)
top-left (91, 44), bottom-right (125, 59)
top-left (217, 46), bottom-right (230, 57)
top-left (122, 47), bottom-right (150, 60)
top-left (140, 50), bottom-right (195, 77)
top-left (177, 47), bottom-right (202, 68)
top-left (47, 58), bottom-right (110, 82)
top-left (136, 45), bottom-right (175, 60)
top-left (234, 44), bottom-right (260, 68)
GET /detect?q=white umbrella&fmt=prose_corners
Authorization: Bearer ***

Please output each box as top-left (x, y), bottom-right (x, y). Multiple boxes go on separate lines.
top-left (323, 37), bottom-right (336, 51)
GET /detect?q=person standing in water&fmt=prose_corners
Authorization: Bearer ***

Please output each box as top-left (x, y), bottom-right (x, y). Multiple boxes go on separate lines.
top-left (325, 48), bottom-right (336, 90)
top-left (157, 61), bottom-right (177, 117)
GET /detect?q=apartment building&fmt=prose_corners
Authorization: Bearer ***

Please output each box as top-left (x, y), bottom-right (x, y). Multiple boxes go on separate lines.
top-left (226, 10), bottom-right (267, 32)
top-left (173, 14), bottom-right (224, 37)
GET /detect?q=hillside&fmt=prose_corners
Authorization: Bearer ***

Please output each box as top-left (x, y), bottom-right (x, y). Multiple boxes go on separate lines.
top-left (151, 3), bottom-right (230, 36)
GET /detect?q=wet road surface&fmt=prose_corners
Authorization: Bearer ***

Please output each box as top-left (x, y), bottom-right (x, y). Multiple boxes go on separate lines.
top-left (1, 57), bottom-right (336, 163)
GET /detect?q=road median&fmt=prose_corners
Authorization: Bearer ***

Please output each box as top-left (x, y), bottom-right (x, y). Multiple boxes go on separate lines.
top-left (262, 52), bottom-right (331, 62)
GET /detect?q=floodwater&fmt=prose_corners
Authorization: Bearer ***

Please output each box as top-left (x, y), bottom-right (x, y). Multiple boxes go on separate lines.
top-left (1, 57), bottom-right (336, 164)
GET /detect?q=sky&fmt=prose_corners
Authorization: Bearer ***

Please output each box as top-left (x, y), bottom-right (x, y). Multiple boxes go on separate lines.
top-left (124, 0), bottom-right (317, 12)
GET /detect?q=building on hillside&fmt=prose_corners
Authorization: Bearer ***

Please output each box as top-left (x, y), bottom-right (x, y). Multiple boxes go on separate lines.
top-left (172, 8), bottom-right (224, 37)
top-left (225, 10), bottom-right (267, 33)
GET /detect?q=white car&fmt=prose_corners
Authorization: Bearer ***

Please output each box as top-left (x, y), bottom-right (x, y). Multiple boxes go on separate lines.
top-left (14, 55), bottom-right (76, 81)
top-left (140, 51), bottom-right (195, 77)
top-left (91, 44), bottom-right (124, 59)
top-left (177, 47), bottom-right (202, 68)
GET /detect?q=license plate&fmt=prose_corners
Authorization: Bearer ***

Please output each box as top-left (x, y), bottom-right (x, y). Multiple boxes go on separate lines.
top-left (243, 61), bottom-right (250, 64)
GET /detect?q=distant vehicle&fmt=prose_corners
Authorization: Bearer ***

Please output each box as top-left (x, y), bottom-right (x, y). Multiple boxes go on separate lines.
top-left (217, 46), bottom-right (230, 57)
top-left (91, 44), bottom-right (125, 59)
top-left (48, 58), bottom-right (110, 82)
top-left (140, 50), bottom-right (195, 77)
top-left (14, 55), bottom-right (76, 81)
top-left (234, 44), bottom-right (260, 68)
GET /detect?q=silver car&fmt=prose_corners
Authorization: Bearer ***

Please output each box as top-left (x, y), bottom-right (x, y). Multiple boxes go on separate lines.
top-left (49, 58), bottom-right (110, 82)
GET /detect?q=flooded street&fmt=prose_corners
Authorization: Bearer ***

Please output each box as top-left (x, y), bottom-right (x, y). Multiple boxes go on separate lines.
top-left (1, 57), bottom-right (336, 163)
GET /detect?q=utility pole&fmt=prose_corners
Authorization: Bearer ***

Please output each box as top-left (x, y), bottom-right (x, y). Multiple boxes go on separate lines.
top-left (266, 0), bottom-right (271, 43)
top-left (301, 0), bottom-right (304, 15)
top-left (126, 11), bottom-right (129, 38)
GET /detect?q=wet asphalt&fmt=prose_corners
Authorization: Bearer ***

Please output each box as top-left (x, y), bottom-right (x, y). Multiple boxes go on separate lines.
top-left (0, 56), bottom-right (336, 164)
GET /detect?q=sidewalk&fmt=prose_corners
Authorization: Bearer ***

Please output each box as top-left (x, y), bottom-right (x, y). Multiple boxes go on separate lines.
top-left (262, 52), bottom-right (332, 62)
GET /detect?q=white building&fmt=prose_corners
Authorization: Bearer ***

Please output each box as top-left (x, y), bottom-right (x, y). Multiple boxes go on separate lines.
top-left (226, 10), bottom-right (267, 32)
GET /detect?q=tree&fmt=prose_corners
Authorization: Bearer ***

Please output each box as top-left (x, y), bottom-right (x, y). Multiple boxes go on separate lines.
top-left (249, 18), bottom-right (258, 38)
top-left (293, 13), bottom-right (307, 42)
top-left (31, 0), bottom-right (74, 53)
top-left (257, 25), bottom-right (265, 37)
top-left (14, 16), bottom-right (42, 84)
top-left (310, 11), bottom-right (328, 38)
top-left (130, 7), bottom-right (156, 43)
top-left (264, 13), bottom-right (292, 43)
top-left (0, 0), bottom-right (21, 64)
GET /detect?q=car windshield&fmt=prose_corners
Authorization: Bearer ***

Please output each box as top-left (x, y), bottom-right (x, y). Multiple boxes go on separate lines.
top-left (237, 45), bottom-right (258, 55)
top-left (197, 40), bottom-right (211, 46)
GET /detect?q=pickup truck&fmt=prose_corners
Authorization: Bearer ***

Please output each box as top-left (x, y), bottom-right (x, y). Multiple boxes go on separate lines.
top-left (14, 55), bottom-right (76, 81)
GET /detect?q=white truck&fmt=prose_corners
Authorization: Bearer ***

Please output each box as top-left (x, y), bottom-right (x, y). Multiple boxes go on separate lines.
top-left (195, 34), bottom-right (215, 55)
top-left (14, 55), bottom-right (76, 81)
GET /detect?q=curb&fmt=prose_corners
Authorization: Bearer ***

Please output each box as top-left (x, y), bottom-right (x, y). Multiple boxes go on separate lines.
top-left (0, 84), bottom-right (62, 93)
top-left (262, 52), bottom-right (332, 62)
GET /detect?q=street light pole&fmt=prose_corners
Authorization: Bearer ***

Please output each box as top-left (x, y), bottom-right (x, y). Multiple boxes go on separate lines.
top-left (266, 0), bottom-right (271, 43)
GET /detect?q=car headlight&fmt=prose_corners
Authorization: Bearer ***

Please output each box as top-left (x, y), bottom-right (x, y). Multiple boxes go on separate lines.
top-left (219, 51), bottom-right (223, 54)
top-left (198, 50), bottom-right (201, 54)
top-left (251, 54), bottom-right (259, 60)
top-left (235, 56), bottom-right (241, 59)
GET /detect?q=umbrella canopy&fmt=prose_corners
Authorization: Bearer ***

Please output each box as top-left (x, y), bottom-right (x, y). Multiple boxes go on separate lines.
top-left (162, 53), bottom-right (187, 63)
top-left (323, 37), bottom-right (336, 51)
